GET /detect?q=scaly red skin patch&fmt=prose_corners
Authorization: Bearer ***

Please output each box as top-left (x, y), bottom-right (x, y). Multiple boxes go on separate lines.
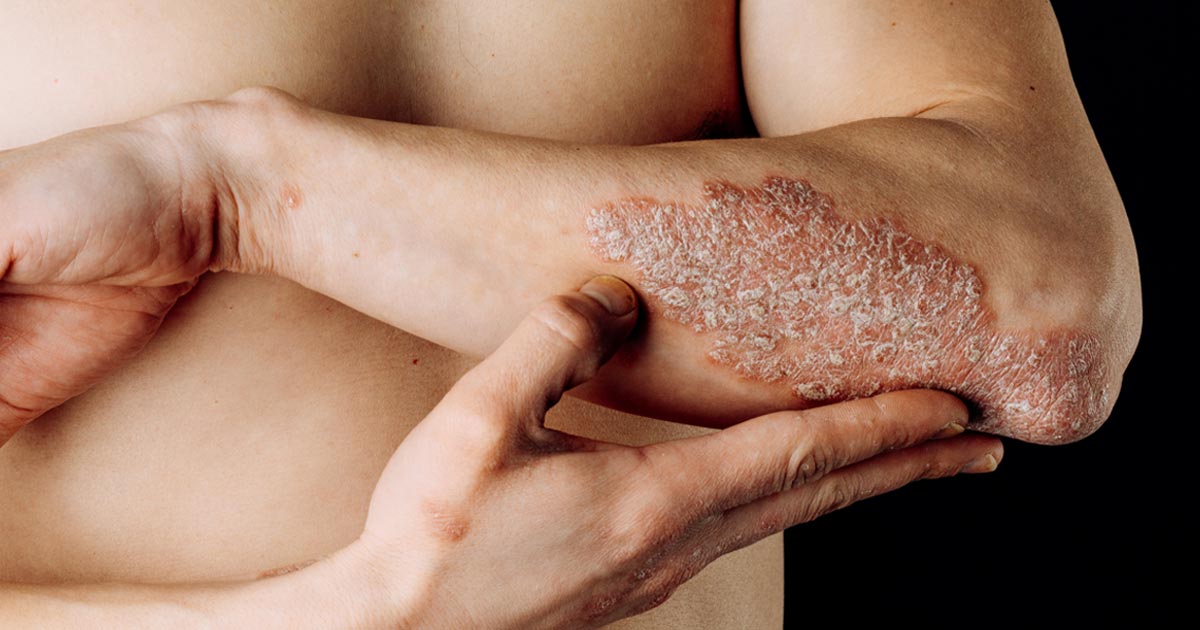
top-left (586, 176), bottom-right (1109, 444)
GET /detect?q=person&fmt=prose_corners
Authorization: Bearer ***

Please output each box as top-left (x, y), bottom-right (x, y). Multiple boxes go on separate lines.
top-left (1, 273), bottom-right (999, 626)
top-left (0, 2), bottom-right (1139, 627)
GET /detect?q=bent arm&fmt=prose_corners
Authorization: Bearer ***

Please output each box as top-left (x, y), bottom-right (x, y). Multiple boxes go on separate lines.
top-left (0, 1), bottom-right (1137, 444)
top-left (199, 84), bottom-right (1136, 445)
top-left (199, 3), bottom-right (1139, 444)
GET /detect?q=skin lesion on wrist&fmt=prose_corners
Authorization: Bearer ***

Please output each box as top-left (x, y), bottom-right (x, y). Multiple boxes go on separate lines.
top-left (143, 87), bottom-right (317, 280)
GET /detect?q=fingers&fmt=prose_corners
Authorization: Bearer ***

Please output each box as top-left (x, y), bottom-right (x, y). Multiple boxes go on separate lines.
top-left (710, 434), bottom-right (1003, 551)
top-left (437, 275), bottom-right (639, 433)
top-left (640, 390), bottom-right (970, 517)
top-left (590, 434), bottom-right (1001, 625)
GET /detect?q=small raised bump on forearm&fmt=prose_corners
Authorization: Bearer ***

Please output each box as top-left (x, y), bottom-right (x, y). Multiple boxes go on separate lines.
top-left (586, 176), bottom-right (1110, 444)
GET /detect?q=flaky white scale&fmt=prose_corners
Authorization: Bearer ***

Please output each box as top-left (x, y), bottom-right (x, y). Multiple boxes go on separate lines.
top-left (587, 177), bottom-right (1109, 444)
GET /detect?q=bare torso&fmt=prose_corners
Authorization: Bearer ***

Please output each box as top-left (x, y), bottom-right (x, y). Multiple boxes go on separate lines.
top-left (0, 1), bottom-right (782, 627)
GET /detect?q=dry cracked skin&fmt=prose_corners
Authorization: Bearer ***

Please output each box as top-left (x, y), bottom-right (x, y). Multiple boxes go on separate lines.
top-left (586, 176), bottom-right (1108, 445)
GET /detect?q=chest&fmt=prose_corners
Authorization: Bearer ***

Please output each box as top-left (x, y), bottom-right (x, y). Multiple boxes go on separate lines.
top-left (0, 3), bottom-right (775, 608)
top-left (0, 0), bottom-right (747, 148)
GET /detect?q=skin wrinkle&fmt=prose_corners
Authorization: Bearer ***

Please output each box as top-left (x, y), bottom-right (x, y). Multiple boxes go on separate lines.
top-left (586, 176), bottom-right (1109, 444)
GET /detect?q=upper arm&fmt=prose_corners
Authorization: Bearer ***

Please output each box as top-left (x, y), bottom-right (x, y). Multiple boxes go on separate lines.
top-left (740, 0), bottom-right (1073, 136)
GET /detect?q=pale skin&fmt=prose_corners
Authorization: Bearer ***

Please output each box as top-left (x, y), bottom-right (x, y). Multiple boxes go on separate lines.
top-left (0, 1), bottom-right (1140, 627)
top-left (0, 277), bottom-right (1002, 627)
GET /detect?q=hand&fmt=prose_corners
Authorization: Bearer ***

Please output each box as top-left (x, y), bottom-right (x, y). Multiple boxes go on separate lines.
top-left (336, 276), bottom-right (1003, 629)
top-left (0, 117), bottom-right (217, 442)
top-left (0, 87), bottom-right (305, 444)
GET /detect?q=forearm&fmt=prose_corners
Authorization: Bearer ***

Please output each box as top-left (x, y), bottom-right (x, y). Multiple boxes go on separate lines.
top-left (0, 548), bottom-right (395, 628)
top-left (1, 580), bottom-right (251, 628)
top-left (206, 93), bottom-right (1140, 443)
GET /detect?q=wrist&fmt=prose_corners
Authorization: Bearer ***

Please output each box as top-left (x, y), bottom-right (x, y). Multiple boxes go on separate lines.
top-left (221, 543), bottom-right (412, 629)
top-left (333, 535), bottom-right (458, 629)
top-left (147, 87), bottom-right (315, 280)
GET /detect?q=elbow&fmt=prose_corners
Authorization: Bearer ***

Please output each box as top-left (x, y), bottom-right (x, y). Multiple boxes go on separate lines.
top-left (1053, 191), bottom-right (1142, 444)
top-left (1069, 221), bottom-right (1142, 443)
top-left (976, 193), bottom-right (1142, 445)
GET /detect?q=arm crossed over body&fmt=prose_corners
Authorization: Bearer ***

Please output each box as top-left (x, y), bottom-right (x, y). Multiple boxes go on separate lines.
top-left (0, 2), bottom-right (1139, 444)
top-left (0, 1), bottom-right (1139, 625)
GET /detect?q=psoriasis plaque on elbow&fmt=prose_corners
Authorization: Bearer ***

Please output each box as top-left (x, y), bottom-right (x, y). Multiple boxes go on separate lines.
top-left (586, 176), bottom-right (1109, 444)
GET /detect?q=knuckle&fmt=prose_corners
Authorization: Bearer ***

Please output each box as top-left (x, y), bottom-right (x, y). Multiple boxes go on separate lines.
top-left (715, 529), bottom-right (751, 557)
top-left (851, 398), bottom-right (903, 453)
top-left (581, 592), bottom-right (623, 622)
top-left (627, 518), bottom-right (672, 562)
top-left (781, 434), bottom-right (833, 491)
top-left (444, 415), bottom-right (512, 469)
top-left (864, 394), bottom-right (888, 425)
top-left (927, 458), bottom-right (961, 479)
top-left (530, 295), bottom-right (602, 353)
top-left (753, 511), bottom-right (784, 537)
top-left (808, 480), bottom-right (860, 520)
top-left (864, 394), bottom-right (920, 446)
top-left (638, 585), bottom-right (679, 615)
top-left (431, 387), bottom-right (514, 457)
top-left (454, 408), bottom-right (510, 447)
top-left (907, 447), bottom-right (962, 481)
top-left (655, 562), bottom-right (700, 600)
top-left (629, 566), bottom-right (691, 617)
top-left (604, 518), bottom-right (647, 566)
top-left (608, 497), bottom-right (678, 565)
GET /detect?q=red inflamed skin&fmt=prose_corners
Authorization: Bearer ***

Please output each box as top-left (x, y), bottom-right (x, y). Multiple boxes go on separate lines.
top-left (587, 176), bottom-right (1110, 445)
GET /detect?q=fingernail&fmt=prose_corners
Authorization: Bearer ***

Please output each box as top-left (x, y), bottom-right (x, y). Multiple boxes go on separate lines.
top-left (963, 451), bottom-right (1001, 474)
top-left (581, 275), bottom-right (637, 316)
top-left (933, 421), bottom-right (966, 439)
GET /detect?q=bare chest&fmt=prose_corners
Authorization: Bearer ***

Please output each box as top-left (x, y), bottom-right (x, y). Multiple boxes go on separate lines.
top-left (0, 3), bottom-right (779, 626)
top-left (1, 0), bottom-right (746, 148)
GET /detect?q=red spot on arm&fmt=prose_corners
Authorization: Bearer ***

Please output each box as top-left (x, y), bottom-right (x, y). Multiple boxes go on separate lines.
top-left (280, 184), bottom-right (303, 211)
top-left (422, 500), bottom-right (470, 543)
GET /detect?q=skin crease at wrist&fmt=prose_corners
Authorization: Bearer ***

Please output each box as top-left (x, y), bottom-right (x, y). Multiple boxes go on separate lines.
top-left (587, 176), bottom-right (1109, 445)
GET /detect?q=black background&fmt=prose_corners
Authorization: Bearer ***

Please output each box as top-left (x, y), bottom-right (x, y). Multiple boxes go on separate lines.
top-left (782, 3), bottom-right (1189, 624)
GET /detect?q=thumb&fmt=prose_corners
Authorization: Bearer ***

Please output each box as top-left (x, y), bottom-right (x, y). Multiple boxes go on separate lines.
top-left (439, 275), bottom-right (639, 433)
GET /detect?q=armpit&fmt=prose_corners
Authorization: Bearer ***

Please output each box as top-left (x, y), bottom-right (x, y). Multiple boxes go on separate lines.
top-left (586, 176), bottom-right (1110, 445)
